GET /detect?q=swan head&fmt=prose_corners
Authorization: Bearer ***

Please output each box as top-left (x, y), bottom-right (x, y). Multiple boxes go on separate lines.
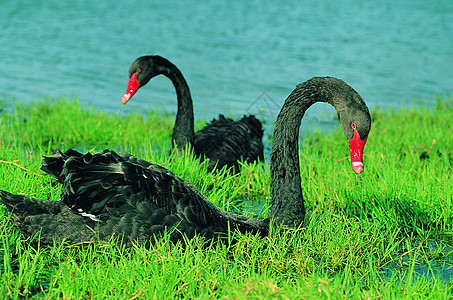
top-left (339, 102), bottom-right (371, 174)
top-left (121, 56), bottom-right (167, 104)
top-left (349, 123), bottom-right (367, 174)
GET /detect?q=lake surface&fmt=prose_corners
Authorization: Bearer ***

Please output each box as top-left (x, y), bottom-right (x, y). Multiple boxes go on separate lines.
top-left (0, 0), bottom-right (452, 129)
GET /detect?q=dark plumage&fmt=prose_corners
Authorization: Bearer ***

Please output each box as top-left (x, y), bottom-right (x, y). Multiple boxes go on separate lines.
top-left (0, 77), bottom-right (371, 247)
top-left (121, 55), bottom-right (264, 172)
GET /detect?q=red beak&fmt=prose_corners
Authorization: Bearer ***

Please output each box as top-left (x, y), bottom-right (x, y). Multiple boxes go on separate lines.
top-left (349, 127), bottom-right (367, 174)
top-left (121, 72), bottom-right (141, 104)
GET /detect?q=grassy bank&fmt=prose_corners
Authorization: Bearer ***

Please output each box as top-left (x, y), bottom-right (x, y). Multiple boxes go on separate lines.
top-left (1, 97), bottom-right (452, 298)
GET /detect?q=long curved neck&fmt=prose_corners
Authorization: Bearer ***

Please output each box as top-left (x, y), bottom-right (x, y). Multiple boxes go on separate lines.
top-left (157, 62), bottom-right (195, 150)
top-left (269, 77), bottom-right (351, 227)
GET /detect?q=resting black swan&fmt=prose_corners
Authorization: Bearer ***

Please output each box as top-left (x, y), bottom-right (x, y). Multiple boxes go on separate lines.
top-left (121, 55), bottom-right (264, 172)
top-left (0, 77), bottom-right (370, 247)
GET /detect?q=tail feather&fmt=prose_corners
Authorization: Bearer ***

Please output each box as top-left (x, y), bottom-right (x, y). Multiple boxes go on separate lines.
top-left (193, 114), bottom-right (264, 172)
top-left (41, 149), bottom-right (84, 181)
top-left (0, 190), bottom-right (25, 210)
top-left (0, 190), bottom-right (63, 216)
top-left (0, 189), bottom-right (97, 245)
top-left (240, 115), bottom-right (264, 138)
top-left (0, 190), bottom-right (64, 238)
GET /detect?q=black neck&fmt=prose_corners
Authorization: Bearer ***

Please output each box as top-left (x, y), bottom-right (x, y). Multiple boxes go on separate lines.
top-left (268, 86), bottom-right (313, 227)
top-left (268, 77), bottom-right (365, 227)
top-left (157, 61), bottom-right (195, 150)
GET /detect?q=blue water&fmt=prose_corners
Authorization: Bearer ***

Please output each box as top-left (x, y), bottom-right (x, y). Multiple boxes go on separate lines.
top-left (0, 0), bottom-right (452, 128)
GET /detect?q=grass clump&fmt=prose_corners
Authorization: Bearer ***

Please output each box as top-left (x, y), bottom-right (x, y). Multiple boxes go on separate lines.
top-left (1, 96), bottom-right (453, 298)
top-left (0, 97), bottom-right (175, 153)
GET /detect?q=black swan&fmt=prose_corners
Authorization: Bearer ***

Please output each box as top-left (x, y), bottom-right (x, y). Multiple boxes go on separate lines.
top-left (0, 77), bottom-right (371, 246)
top-left (121, 55), bottom-right (264, 172)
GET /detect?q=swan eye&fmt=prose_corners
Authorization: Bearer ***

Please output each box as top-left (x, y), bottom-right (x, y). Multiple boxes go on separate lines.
top-left (351, 122), bottom-right (356, 129)
top-left (136, 68), bottom-right (141, 74)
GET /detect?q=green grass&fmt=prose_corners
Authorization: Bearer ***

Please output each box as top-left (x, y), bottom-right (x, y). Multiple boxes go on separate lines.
top-left (1, 96), bottom-right (453, 299)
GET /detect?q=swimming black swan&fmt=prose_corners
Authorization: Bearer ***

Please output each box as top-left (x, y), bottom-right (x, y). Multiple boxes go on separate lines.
top-left (121, 55), bottom-right (264, 172)
top-left (0, 77), bottom-right (370, 246)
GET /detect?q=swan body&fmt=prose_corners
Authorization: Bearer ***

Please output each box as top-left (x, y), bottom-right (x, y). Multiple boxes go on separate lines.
top-left (0, 77), bottom-right (371, 246)
top-left (121, 55), bottom-right (264, 172)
